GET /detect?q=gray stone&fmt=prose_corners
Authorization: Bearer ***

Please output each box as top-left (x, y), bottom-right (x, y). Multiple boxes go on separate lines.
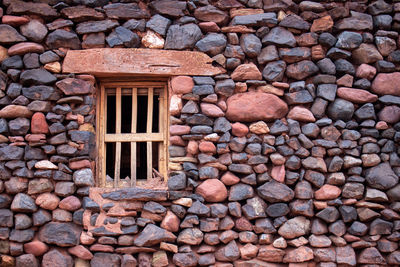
top-left (195, 33), bottom-right (227, 56)
top-left (240, 34), bottom-right (262, 58)
top-left (327, 99), bottom-right (354, 121)
top-left (262, 60), bottom-right (286, 81)
top-left (20, 69), bottom-right (57, 86)
top-left (73, 168), bottom-right (95, 187)
top-left (146, 14), bottom-right (171, 36)
top-left (365, 162), bottom-right (399, 190)
top-left (263, 27), bottom-right (296, 47)
top-left (20, 20), bottom-right (48, 43)
top-left (46, 29), bottom-right (81, 50)
top-left (165, 24), bottom-right (202, 50)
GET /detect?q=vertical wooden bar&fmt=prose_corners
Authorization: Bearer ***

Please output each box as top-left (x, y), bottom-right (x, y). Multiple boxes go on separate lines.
top-left (158, 88), bottom-right (166, 180)
top-left (146, 87), bottom-right (154, 180)
top-left (114, 87), bottom-right (122, 187)
top-left (98, 85), bottom-right (106, 187)
top-left (130, 88), bottom-right (137, 186)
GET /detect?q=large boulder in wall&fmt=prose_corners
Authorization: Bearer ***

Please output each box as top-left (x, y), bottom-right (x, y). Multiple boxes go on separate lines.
top-left (226, 91), bottom-right (288, 122)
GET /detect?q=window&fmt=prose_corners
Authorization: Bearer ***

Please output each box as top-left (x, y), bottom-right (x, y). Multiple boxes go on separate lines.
top-left (97, 81), bottom-right (168, 188)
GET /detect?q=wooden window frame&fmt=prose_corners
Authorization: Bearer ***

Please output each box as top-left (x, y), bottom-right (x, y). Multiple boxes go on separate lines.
top-left (96, 81), bottom-right (169, 188)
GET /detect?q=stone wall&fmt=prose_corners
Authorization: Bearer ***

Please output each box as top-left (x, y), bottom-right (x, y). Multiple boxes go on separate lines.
top-left (0, 0), bottom-right (399, 266)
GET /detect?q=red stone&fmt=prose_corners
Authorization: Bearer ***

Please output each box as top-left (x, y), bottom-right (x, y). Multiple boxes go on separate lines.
top-left (337, 87), bottom-right (378, 104)
top-left (315, 184), bottom-right (341, 200)
top-left (8, 42), bottom-right (44, 56)
top-left (231, 122), bottom-right (249, 137)
top-left (231, 63), bottom-right (262, 81)
top-left (170, 135), bottom-right (186, 146)
top-left (90, 244), bottom-right (114, 252)
top-left (221, 171), bottom-right (240, 185)
top-left (69, 159), bottom-right (91, 170)
top-left (187, 140), bottom-right (199, 155)
top-left (171, 76), bottom-right (194, 94)
top-left (283, 246), bottom-right (314, 263)
top-left (56, 78), bottom-right (93, 95)
top-left (196, 179), bottom-right (228, 202)
top-left (160, 210), bottom-right (180, 232)
top-left (23, 241), bottom-right (49, 256)
top-left (59, 196), bottom-right (81, 211)
top-left (36, 193), bottom-right (60, 210)
top-left (1, 15), bottom-right (29, 26)
top-left (68, 245), bottom-right (93, 260)
top-left (356, 64), bottom-right (377, 80)
top-left (226, 92), bottom-right (288, 122)
top-left (199, 141), bottom-right (216, 154)
top-left (372, 72), bottom-right (400, 96)
top-left (31, 112), bottom-right (48, 134)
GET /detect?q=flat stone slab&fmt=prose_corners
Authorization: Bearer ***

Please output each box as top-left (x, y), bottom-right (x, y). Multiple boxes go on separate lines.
top-left (100, 187), bottom-right (168, 201)
top-left (62, 48), bottom-right (225, 76)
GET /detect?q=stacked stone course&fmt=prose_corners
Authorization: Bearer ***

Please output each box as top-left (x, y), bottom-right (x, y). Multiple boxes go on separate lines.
top-left (0, 0), bottom-right (400, 266)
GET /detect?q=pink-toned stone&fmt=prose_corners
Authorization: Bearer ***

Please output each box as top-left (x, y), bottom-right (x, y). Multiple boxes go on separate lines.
top-left (59, 196), bottom-right (81, 211)
top-left (336, 74), bottom-right (353, 87)
top-left (231, 63), bottom-right (262, 81)
top-left (221, 171), bottom-right (240, 185)
top-left (231, 122), bottom-right (249, 137)
top-left (31, 112), bottom-right (48, 134)
top-left (160, 210), bottom-right (180, 232)
top-left (36, 193), bottom-right (60, 210)
top-left (24, 241), bottom-right (49, 256)
top-left (187, 140), bottom-right (199, 155)
top-left (271, 165), bottom-right (285, 183)
top-left (199, 21), bottom-right (221, 32)
top-left (2, 15), bottom-right (29, 26)
top-left (315, 184), bottom-right (341, 200)
top-left (356, 64), bottom-right (377, 80)
top-left (170, 94), bottom-right (182, 116)
top-left (376, 121), bottom-right (389, 130)
top-left (287, 106), bottom-right (315, 122)
top-left (68, 245), bottom-right (93, 260)
top-left (8, 42), bottom-right (44, 56)
top-left (372, 72), bottom-right (400, 96)
top-left (379, 105), bottom-right (400, 124)
top-left (171, 76), bottom-right (194, 94)
top-left (199, 141), bottom-right (216, 154)
top-left (170, 125), bottom-right (190, 135)
top-left (226, 92), bottom-right (288, 122)
top-left (80, 232), bottom-right (96, 245)
top-left (337, 87), bottom-right (378, 104)
top-left (217, 98), bottom-right (227, 111)
top-left (196, 179), bottom-right (228, 202)
top-left (201, 103), bottom-right (224, 117)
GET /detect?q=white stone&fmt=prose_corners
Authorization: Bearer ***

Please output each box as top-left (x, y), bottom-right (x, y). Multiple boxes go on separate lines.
top-left (142, 30), bottom-right (165, 49)
top-left (35, 160), bottom-right (58, 170)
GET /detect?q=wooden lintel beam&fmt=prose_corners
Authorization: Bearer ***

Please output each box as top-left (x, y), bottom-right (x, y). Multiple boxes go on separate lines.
top-left (62, 48), bottom-right (225, 76)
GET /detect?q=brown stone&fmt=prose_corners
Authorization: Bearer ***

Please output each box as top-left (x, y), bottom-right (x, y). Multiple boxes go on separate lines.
top-left (194, 5), bottom-right (229, 25)
top-left (336, 74), bottom-right (353, 87)
top-left (358, 247), bottom-right (386, 264)
top-left (36, 193), bottom-right (60, 210)
top-left (171, 76), bottom-right (194, 94)
top-left (226, 91), bottom-right (288, 122)
top-left (311, 15), bottom-right (334, 32)
top-left (56, 78), bottom-right (93, 96)
top-left (221, 171), bottom-right (240, 185)
top-left (31, 112), bottom-right (48, 134)
top-left (59, 196), bottom-right (81, 211)
top-left (0, 105), bottom-right (33, 118)
top-left (287, 106), bottom-right (315, 122)
top-left (337, 87), bottom-right (378, 104)
top-left (372, 72), bottom-right (400, 96)
top-left (199, 141), bottom-right (216, 154)
top-left (170, 125), bottom-right (191, 135)
top-left (60, 6), bottom-right (104, 22)
top-left (133, 224), bottom-right (176, 247)
top-left (196, 179), bottom-right (228, 202)
top-left (199, 22), bottom-right (220, 32)
top-left (352, 43), bottom-right (383, 64)
top-left (231, 63), bottom-right (262, 81)
top-left (271, 165), bottom-right (285, 183)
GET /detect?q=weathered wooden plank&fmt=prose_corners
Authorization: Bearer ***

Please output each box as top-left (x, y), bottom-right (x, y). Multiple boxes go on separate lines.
top-left (105, 133), bottom-right (164, 142)
top-left (146, 87), bottom-right (153, 180)
top-left (114, 87), bottom-right (122, 188)
top-left (62, 48), bottom-right (225, 76)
